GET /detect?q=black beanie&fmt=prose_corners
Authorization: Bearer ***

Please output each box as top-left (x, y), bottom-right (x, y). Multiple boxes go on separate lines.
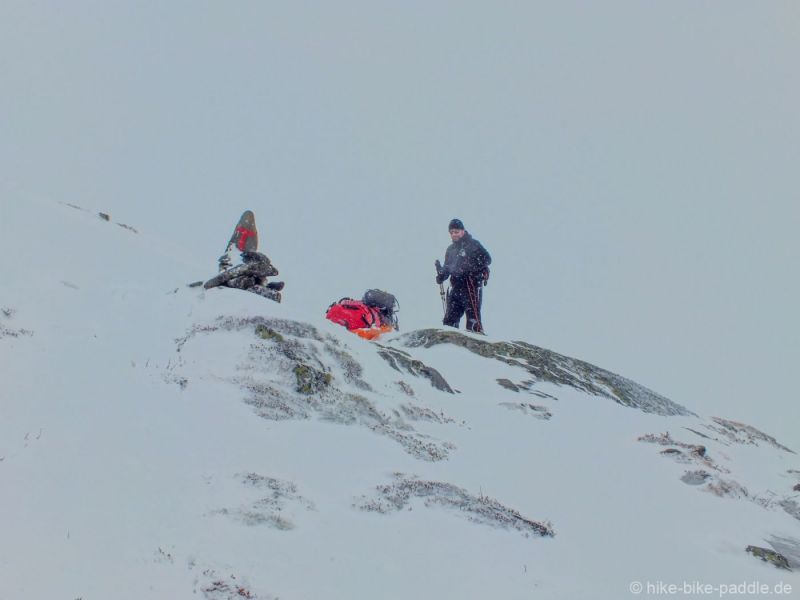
top-left (448, 218), bottom-right (464, 231)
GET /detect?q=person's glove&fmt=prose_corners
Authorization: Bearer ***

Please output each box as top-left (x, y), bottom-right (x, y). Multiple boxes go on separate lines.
top-left (435, 260), bottom-right (449, 284)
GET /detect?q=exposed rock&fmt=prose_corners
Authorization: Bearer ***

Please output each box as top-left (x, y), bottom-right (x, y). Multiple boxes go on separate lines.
top-left (255, 324), bottom-right (284, 342)
top-left (163, 373), bottom-right (189, 389)
top-left (681, 470), bottom-right (712, 485)
top-left (357, 473), bottom-right (554, 538)
top-left (706, 417), bottom-right (795, 454)
top-left (638, 432), bottom-right (709, 460)
top-left (187, 315), bottom-right (326, 345)
top-left (324, 342), bottom-right (372, 390)
top-left (211, 473), bottom-right (314, 531)
top-left (293, 363), bottom-right (332, 395)
top-left (782, 499), bottom-right (800, 522)
top-left (767, 536), bottom-right (800, 569)
top-left (376, 344), bottom-right (453, 393)
top-left (177, 316), bottom-right (454, 462)
top-left (242, 380), bottom-right (310, 420)
top-left (116, 222), bottom-right (138, 233)
top-left (499, 402), bottom-right (552, 420)
top-left (0, 307), bottom-right (33, 339)
top-left (684, 427), bottom-right (713, 441)
top-left (323, 393), bottom-right (385, 426)
top-left (641, 431), bottom-right (800, 517)
top-left (0, 326), bottom-right (29, 339)
top-left (398, 329), bottom-right (693, 416)
top-left (399, 404), bottom-right (455, 424)
top-left (497, 378), bottom-right (520, 392)
top-left (395, 381), bottom-right (415, 396)
top-left (530, 388), bottom-right (559, 401)
top-left (232, 473), bottom-right (314, 529)
top-left (497, 378), bottom-right (560, 399)
top-left (369, 425), bottom-right (455, 461)
top-left (658, 448), bottom-right (700, 466)
top-left (194, 567), bottom-right (274, 600)
top-left (745, 545), bottom-right (792, 571)
top-left (706, 477), bottom-right (749, 499)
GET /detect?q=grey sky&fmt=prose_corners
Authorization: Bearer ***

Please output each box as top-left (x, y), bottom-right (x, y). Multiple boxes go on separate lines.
top-left (2, 2), bottom-right (798, 443)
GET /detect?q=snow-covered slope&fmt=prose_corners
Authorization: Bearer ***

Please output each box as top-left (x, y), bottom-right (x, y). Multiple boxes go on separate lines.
top-left (2, 197), bottom-right (799, 599)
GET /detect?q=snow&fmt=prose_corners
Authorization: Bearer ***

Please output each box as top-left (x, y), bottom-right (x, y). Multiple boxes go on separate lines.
top-left (2, 195), bottom-right (799, 599)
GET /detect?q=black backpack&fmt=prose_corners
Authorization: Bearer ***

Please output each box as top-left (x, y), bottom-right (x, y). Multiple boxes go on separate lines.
top-left (362, 289), bottom-right (399, 329)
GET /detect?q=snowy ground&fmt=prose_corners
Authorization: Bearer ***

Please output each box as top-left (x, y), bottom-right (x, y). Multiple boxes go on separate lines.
top-left (2, 196), bottom-right (799, 599)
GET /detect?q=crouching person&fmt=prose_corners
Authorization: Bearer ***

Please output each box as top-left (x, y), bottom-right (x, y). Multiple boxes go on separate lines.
top-left (204, 251), bottom-right (285, 303)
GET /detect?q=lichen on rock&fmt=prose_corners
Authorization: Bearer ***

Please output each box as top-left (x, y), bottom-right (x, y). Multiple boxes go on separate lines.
top-left (745, 545), bottom-right (792, 570)
top-left (177, 316), bottom-right (456, 462)
top-left (293, 362), bottom-right (332, 395)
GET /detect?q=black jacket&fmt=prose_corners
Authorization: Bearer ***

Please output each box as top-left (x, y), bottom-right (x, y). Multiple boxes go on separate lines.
top-left (439, 232), bottom-right (491, 285)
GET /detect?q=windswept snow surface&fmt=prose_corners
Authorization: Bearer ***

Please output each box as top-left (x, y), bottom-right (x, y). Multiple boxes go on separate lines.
top-left (2, 196), bottom-right (799, 599)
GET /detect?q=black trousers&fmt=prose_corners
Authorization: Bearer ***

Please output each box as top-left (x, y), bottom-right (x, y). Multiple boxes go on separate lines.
top-left (443, 278), bottom-right (483, 333)
top-left (224, 276), bottom-right (282, 303)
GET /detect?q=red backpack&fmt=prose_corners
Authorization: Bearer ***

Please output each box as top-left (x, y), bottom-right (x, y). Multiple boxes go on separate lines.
top-left (325, 299), bottom-right (382, 331)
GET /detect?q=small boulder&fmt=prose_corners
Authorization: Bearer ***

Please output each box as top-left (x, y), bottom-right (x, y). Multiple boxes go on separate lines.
top-left (745, 545), bottom-right (792, 570)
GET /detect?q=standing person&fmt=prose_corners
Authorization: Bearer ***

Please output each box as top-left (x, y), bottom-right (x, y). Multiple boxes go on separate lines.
top-left (435, 218), bottom-right (491, 333)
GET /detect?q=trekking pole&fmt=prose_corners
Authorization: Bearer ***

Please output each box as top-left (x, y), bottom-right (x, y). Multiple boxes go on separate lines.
top-left (466, 276), bottom-right (485, 334)
top-left (435, 260), bottom-right (447, 314)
